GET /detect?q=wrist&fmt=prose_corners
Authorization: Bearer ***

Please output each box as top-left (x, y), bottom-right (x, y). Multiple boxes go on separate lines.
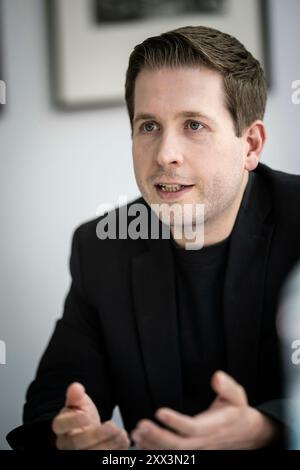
top-left (251, 408), bottom-right (283, 448)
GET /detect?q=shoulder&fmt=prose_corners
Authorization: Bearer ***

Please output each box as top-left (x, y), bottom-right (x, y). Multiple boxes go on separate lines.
top-left (255, 163), bottom-right (300, 196)
top-left (71, 195), bottom-right (147, 254)
top-left (68, 196), bottom-right (149, 291)
top-left (255, 163), bottom-right (300, 235)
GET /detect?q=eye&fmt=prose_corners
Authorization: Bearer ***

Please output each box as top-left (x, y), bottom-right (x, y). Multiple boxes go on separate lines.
top-left (185, 120), bottom-right (204, 131)
top-left (141, 122), bottom-right (159, 133)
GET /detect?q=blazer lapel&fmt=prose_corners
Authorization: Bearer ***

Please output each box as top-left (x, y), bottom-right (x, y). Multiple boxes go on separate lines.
top-left (223, 171), bottom-right (275, 403)
top-left (131, 216), bottom-right (183, 413)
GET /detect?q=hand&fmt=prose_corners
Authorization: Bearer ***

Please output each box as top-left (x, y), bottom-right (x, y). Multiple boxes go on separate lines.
top-left (52, 382), bottom-right (130, 450)
top-left (131, 371), bottom-right (281, 450)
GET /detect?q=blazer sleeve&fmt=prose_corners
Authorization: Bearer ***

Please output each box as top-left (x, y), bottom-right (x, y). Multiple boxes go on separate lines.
top-left (256, 399), bottom-right (289, 448)
top-left (256, 399), bottom-right (285, 424)
top-left (6, 227), bottom-right (116, 450)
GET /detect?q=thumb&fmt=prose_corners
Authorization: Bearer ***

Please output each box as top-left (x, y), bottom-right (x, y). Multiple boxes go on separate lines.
top-left (65, 382), bottom-right (87, 409)
top-left (211, 371), bottom-right (248, 406)
top-left (65, 382), bottom-right (101, 425)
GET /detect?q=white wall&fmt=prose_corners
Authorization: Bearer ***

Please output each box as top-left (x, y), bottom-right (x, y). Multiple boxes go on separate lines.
top-left (0, 0), bottom-right (299, 449)
top-left (263, 0), bottom-right (300, 173)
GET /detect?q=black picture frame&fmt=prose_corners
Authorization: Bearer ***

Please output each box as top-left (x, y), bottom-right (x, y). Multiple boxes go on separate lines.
top-left (47, 0), bottom-right (271, 110)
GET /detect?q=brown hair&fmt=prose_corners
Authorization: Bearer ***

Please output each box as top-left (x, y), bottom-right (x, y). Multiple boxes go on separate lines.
top-left (125, 26), bottom-right (267, 137)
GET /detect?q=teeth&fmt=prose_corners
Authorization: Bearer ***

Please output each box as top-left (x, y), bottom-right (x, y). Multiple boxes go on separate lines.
top-left (159, 184), bottom-right (185, 192)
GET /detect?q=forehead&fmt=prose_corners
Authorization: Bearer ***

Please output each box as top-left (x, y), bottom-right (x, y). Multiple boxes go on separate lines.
top-left (133, 66), bottom-right (226, 118)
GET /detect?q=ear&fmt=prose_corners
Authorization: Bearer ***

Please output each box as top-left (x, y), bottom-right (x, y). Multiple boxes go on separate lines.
top-left (243, 120), bottom-right (266, 172)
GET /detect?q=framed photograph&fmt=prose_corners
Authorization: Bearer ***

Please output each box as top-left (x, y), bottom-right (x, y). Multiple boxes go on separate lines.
top-left (48, 0), bottom-right (270, 109)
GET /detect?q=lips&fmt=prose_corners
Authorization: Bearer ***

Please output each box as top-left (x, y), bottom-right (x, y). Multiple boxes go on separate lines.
top-left (155, 184), bottom-right (194, 201)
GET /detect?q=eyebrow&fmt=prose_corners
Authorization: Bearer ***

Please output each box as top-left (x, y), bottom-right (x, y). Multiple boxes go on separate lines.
top-left (133, 111), bottom-right (215, 126)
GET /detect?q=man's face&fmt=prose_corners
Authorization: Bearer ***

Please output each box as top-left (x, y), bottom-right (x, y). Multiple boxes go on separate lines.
top-left (132, 66), bottom-right (249, 232)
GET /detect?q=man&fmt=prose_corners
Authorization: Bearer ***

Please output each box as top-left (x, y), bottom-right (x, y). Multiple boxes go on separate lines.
top-left (7, 26), bottom-right (300, 450)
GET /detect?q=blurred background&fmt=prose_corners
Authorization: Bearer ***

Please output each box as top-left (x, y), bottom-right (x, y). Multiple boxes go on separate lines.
top-left (0, 0), bottom-right (299, 449)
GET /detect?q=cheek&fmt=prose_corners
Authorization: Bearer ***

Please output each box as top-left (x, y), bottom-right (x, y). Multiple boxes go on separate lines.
top-left (133, 141), bottom-right (154, 175)
top-left (208, 137), bottom-right (245, 176)
top-left (188, 135), bottom-right (225, 167)
top-left (132, 154), bottom-right (149, 188)
top-left (133, 140), bottom-right (146, 164)
top-left (132, 143), bottom-right (142, 168)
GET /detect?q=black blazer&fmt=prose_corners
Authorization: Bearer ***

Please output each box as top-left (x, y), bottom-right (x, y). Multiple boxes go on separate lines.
top-left (7, 163), bottom-right (300, 449)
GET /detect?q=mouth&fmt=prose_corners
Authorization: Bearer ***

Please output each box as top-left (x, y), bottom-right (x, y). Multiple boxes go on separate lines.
top-left (154, 183), bottom-right (195, 200)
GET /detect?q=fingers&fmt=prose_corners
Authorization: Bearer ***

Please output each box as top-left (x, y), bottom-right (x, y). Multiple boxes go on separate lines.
top-left (52, 382), bottom-right (101, 437)
top-left (211, 371), bottom-right (248, 406)
top-left (155, 408), bottom-right (197, 436)
top-left (130, 372), bottom-right (249, 450)
top-left (89, 427), bottom-right (130, 451)
top-left (156, 406), bottom-right (234, 439)
top-left (53, 382), bottom-right (94, 436)
top-left (131, 419), bottom-right (184, 450)
top-left (52, 408), bottom-right (90, 435)
top-left (56, 421), bottom-right (130, 450)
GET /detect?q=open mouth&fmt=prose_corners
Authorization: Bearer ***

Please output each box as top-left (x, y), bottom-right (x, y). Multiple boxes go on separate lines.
top-left (155, 183), bottom-right (194, 199)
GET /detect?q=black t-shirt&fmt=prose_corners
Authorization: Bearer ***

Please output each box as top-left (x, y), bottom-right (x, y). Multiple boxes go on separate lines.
top-left (170, 233), bottom-right (230, 416)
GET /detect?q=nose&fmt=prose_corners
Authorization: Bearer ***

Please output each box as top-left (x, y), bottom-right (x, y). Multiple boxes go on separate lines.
top-left (155, 131), bottom-right (184, 168)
